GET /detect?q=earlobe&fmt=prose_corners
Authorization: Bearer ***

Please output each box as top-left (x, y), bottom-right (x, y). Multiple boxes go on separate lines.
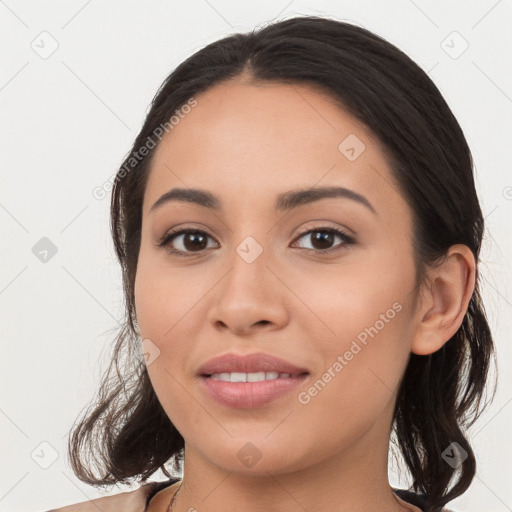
top-left (411, 244), bottom-right (476, 356)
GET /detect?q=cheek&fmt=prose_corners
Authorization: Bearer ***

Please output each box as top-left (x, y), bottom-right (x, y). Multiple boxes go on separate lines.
top-left (134, 248), bottom-right (198, 339)
top-left (290, 252), bottom-right (413, 347)
top-left (297, 256), bottom-right (416, 413)
top-left (133, 258), bottom-right (205, 404)
top-left (293, 302), bottom-right (413, 458)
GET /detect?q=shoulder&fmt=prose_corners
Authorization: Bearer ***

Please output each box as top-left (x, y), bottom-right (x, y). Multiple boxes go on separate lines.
top-left (45, 480), bottom-right (166, 512)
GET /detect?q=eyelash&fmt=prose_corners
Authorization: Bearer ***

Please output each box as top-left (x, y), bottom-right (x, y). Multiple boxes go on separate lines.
top-left (157, 226), bottom-right (355, 257)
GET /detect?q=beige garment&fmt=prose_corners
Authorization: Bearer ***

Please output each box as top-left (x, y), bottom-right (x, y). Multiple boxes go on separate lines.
top-left (46, 480), bottom-right (167, 512)
top-left (47, 481), bottom-right (453, 512)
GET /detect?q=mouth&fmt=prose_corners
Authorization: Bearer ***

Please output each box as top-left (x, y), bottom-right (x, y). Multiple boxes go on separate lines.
top-left (196, 352), bottom-right (310, 408)
top-left (199, 372), bottom-right (309, 408)
top-left (204, 371), bottom-right (308, 382)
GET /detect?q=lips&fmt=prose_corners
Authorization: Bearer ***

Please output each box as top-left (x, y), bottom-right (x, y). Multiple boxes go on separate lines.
top-left (197, 352), bottom-right (309, 377)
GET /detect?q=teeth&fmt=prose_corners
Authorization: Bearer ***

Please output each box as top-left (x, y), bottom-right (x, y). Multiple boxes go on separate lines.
top-left (210, 372), bottom-right (293, 382)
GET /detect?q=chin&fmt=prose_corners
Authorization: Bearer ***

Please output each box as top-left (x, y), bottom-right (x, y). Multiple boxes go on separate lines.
top-left (189, 433), bottom-right (311, 476)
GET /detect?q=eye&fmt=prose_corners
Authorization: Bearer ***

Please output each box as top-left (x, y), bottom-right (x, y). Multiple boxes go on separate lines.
top-left (157, 226), bottom-right (355, 257)
top-left (157, 228), bottom-right (218, 256)
top-left (292, 227), bottom-right (355, 253)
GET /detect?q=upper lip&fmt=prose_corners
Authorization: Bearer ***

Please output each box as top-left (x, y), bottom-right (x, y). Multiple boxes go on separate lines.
top-left (197, 352), bottom-right (309, 376)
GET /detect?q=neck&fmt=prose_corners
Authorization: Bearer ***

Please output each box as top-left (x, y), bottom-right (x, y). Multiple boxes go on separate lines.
top-left (169, 414), bottom-right (416, 512)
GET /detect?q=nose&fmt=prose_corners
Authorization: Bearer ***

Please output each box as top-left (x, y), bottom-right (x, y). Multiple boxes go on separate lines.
top-left (207, 245), bottom-right (290, 337)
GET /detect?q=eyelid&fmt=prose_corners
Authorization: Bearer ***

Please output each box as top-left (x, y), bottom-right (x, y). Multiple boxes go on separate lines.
top-left (294, 220), bottom-right (355, 238)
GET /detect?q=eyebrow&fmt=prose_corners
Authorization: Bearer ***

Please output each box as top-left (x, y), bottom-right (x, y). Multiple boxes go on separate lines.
top-left (149, 186), bottom-right (377, 215)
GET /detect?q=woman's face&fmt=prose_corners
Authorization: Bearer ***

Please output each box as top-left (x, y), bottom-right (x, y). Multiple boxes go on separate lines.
top-left (135, 79), bottom-right (424, 475)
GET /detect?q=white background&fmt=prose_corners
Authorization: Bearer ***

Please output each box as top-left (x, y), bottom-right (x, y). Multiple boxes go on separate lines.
top-left (1, 1), bottom-right (511, 511)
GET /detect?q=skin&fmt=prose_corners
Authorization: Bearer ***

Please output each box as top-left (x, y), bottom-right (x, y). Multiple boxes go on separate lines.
top-left (135, 77), bottom-right (476, 512)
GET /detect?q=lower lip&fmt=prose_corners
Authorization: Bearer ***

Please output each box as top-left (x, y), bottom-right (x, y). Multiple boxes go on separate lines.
top-left (200, 374), bottom-right (309, 408)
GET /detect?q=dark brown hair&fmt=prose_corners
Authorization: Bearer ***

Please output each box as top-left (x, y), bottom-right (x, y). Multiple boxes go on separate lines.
top-left (68, 15), bottom-right (496, 512)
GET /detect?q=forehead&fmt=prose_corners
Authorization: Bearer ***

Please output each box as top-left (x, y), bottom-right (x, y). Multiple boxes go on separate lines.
top-left (143, 80), bottom-right (404, 219)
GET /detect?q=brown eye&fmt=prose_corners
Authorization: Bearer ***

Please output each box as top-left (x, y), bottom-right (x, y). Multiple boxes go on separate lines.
top-left (158, 229), bottom-right (217, 256)
top-left (293, 228), bottom-right (355, 253)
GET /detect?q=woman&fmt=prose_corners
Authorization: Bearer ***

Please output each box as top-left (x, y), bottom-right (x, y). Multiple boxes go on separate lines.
top-left (49, 14), bottom-right (495, 512)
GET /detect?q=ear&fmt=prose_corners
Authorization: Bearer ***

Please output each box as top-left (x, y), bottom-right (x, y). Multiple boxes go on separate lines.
top-left (411, 244), bottom-right (476, 356)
